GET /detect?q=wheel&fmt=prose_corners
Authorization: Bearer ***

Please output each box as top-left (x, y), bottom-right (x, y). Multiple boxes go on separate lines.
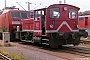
top-left (49, 37), bottom-right (58, 48)
top-left (73, 33), bottom-right (80, 46)
top-left (49, 44), bottom-right (58, 48)
top-left (58, 45), bottom-right (63, 49)
top-left (83, 32), bottom-right (88, 38)
top-left (73, 37), bottom-right (80, 46)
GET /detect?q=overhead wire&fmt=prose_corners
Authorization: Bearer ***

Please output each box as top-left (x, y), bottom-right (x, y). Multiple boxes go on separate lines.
top-left (32, 0), bottom-right (52, 10)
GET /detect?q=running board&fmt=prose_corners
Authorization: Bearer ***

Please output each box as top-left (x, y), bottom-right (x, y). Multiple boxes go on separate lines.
top-left (42, 35), bottom-right (46, 36)
top-left (42, 43), bottom-right (49, 45)
top-left (42, 39), bottom-right (49, 41)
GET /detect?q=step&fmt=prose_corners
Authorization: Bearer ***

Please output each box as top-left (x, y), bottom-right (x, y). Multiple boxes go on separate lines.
top-left (42, 39), bottom-right (49, 41)
top-left (21, 40), bottom-right (26, 42)
top-left (42, 35), bottom-right (46, 36)
top-left (42, 43), bottom-right (49, 45)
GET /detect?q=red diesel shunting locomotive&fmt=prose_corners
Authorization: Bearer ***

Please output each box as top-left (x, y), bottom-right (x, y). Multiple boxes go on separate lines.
top-left (16, 4), bottom-right (80, 48)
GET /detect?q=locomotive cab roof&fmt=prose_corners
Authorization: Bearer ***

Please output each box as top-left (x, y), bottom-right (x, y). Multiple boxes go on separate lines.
top-left (48, 4), bottom-right (80, 10)
top-left (34, 4), bottom-right (80, 11)
top-left (1, 9), bottom-right (28, 14)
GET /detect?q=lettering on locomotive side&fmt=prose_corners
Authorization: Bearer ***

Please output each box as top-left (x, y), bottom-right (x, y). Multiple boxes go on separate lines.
top-left (12, 21), bottom-right (21, 24)
top-left (36, 23), bottom-right (39, 28)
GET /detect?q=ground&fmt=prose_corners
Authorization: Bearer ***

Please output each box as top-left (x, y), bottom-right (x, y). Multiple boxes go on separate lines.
top-left (0, 41), bottom-right (66, 60)
top-left (0, 38), bottom-right (90, 60)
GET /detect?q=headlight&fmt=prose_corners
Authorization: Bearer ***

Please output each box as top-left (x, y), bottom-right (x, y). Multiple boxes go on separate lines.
top-left (13, 26), bottom-right (16, 29)
top-left (85, 30), bottom-right (87, 32)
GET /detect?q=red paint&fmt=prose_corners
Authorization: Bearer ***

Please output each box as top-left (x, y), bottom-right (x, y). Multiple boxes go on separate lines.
top-left (22, 4), bottom-right (80, 36)
top-left (0, 9), bottom-right (30, 33)
top-left (78, 15), bottom-right (90, 28)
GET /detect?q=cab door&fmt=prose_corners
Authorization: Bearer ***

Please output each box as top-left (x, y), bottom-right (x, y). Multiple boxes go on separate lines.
top-left (85, 17), bottom-right (88, 27)
top-left (34, 10), bottom-right (41, 36)
top-left (41, 10), bottom-right (46, 35)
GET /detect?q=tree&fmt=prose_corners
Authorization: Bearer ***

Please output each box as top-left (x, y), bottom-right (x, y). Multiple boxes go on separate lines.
top-left (79, 10), bottom-right (90, 16)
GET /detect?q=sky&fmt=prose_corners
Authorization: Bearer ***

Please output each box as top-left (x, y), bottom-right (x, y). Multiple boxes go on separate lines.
top-left (0, 0), bottom-right (90, 12)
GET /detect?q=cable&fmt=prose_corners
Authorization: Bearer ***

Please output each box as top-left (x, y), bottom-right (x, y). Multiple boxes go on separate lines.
top-left (16, 2), bottom-right (26, 11)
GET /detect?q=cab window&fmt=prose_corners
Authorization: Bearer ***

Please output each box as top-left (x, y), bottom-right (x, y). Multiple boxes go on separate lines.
top-left (50, 8), bottom-right (60, 18)
top-left (79, 17), bottom-right (84, 21)
top-left (34, 11), bottom-right (41, 20)
top-left (69, 9), bottom-right (77, 19)
top-left (21, 12), bottom-right (28, 19)
top-left (11, 12), bottom-right (28, 19)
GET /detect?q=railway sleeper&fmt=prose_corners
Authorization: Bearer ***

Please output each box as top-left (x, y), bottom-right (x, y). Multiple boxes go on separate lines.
top-left (80, 40), bottom-right (90, 44)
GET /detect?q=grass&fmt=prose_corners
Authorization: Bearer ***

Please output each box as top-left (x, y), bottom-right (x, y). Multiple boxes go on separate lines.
top-left (4, 44), bottom-right (12, 47)
top-left (0, 50), bottom-right (24, 60)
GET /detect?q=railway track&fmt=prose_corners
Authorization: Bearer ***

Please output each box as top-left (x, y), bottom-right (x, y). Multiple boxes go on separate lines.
top-left (80, 40), bottom-right (90, 44)
top-left (18, 42), bottom-right (90, 59)
top-left (80, 37), bottom-right (90, 44)
top-left (61, 45), bottom-right (90, 57)
top-left (0, 53), bottom-right (12, 60)
top-left (5, 42), bottom-right (90, 60)
top-left (66, 38), bottom-right (90, 57)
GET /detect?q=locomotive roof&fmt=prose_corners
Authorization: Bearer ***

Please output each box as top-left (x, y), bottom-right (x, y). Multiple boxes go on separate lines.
top-left (34, 8), bottom-right (47, 11)
top-left (79, 15), bottom-right (90, 17)
top-left (2, 9), bottom-right (28, 14)
top-left (48, 4), bottom-right (80, 10)
top-left (34, 4), bottom-right (80, 11)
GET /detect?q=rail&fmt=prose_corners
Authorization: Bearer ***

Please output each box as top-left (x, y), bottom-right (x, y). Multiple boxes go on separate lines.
top-left (62, 45), bottom-right (90, 57)
top-left (0, 53), bottom-right (12, 60)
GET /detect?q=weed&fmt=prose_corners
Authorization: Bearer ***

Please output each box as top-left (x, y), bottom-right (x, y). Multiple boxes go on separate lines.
top-left (0, 50), bottom-right (24, 60)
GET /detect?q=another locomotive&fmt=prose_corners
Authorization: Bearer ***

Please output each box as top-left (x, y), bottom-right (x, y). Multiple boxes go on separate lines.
top-left (78, 15), bottom-right (88, 37)
top-left (0, 8), bottom-right (30, 40)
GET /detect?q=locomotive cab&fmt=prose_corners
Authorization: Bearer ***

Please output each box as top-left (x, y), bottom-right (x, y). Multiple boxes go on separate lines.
top-left (46, 4), bottom-right (80, 48)
top-left (10, 10), bottom-right (30, 40)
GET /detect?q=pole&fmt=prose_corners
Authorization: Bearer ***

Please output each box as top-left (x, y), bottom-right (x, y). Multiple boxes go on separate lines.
top-left (5, 0), bottom-right (6, 8)
top-left (26, 2), bottom-right (32, 11)
top-left (26, 2), bottom-right (32, 18)
top-left (64, 0), bottom-right (66, 4)
top-left (28, 2), bottom-right (30, 11)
